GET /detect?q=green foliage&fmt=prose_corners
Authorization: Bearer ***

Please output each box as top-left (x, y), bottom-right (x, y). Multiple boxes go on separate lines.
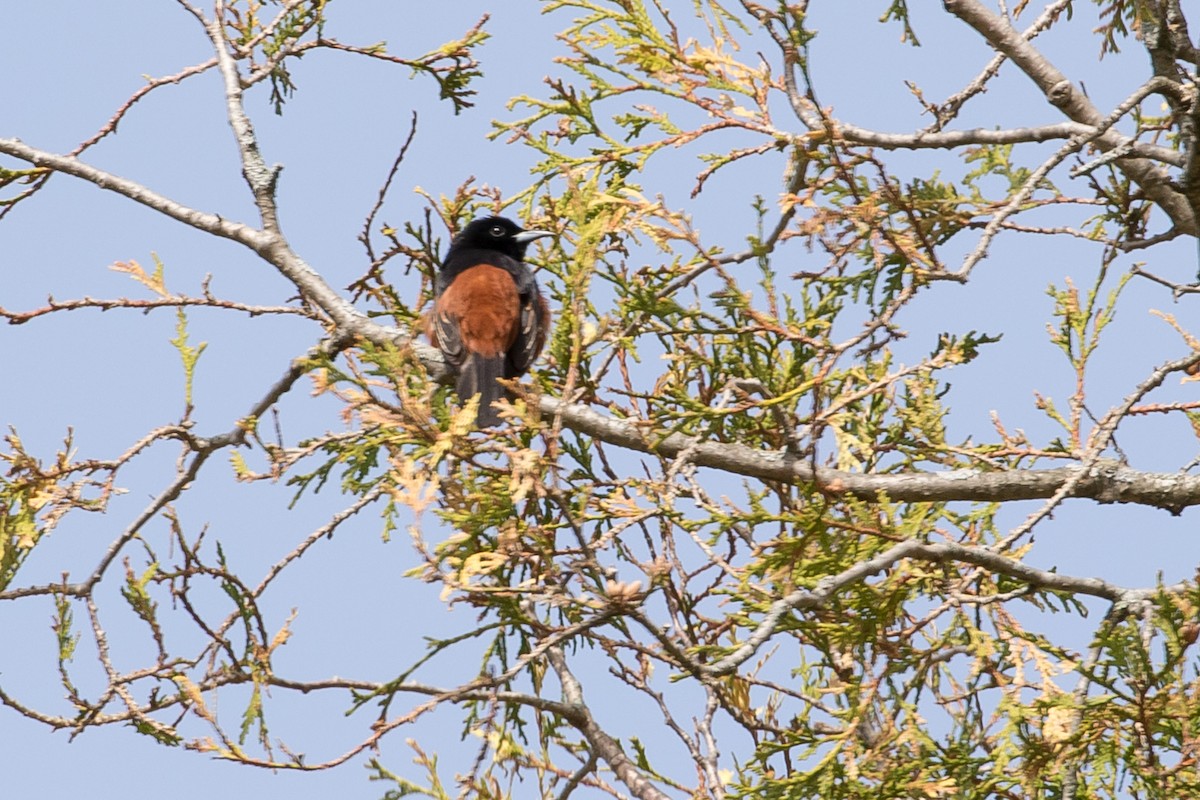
top-left (1041, 256), bottom-right (1130, 451)
top-left (1093, 0), bottom-right (1138, 55)
top-left (223, 0), bottom-right (328, 113)
top-left (0, 165), bottom-right (50, 208)
top-left (964, 143), bottom-right (1042, 196)
top-left (369, 745), bottom-right (452, 799)
top-left (879, 0), bottom-right (920, 45)
top-left (222, 0), bottom-right (488, 115)
top-left (0, 430), bottom-right (109, 592)
top-left (244, 2), bottom-right (1183, 795)
top-left (171, 307), bottom-right (207, 411)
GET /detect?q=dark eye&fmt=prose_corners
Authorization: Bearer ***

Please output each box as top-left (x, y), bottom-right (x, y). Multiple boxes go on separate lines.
top-left (489, 225), bottom-right (506, 238)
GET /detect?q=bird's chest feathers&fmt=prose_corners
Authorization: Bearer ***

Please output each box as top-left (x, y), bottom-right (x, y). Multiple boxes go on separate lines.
top-left (441, 265), bottom-right (523, 355)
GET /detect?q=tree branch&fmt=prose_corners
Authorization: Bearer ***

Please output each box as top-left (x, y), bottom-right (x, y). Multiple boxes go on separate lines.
top-left (537, 388), bottom-right (1200, 512)
top-left (4, 128), bottom-right (1196, 514)
top-left (953, 77), bottom-right (1182, 277)
top-left (926, 0), bottom-right (1073, 131)
top-left (203, 1), bottom-right (281, 228)
top-left (797, 121), bottom-right (1181, 166)
top-left (0, 138), bottom-right (263, 246)
top-left (546, 647), bottom-right (673, 800)
top-left (943, 0), bottom-right (1197, 234)
top-left (0, 138), bottom-right (370, 331)
top-left (702, 537), bottom-right (1178, 677)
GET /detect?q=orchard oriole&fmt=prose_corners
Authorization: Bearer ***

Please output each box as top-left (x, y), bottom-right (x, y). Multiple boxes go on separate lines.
top-left (427, 216), bottom-right (553, 427)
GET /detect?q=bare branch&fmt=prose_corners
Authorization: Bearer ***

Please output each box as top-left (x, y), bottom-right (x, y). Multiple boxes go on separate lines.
top-left (0, 335), bottom-right (346, 602)
top-left (0, 294), bottom-right (313, 325)
top-left (359, 111), bottom-right (420, 265)
top-left (0, 138), bottom-right (263, 247)
top-left (72, 59), bottom-right (220, 156)
top-left (1131, 263), bottom-right (1200, 294)
top-left (927, 0), bottom-right (1073, 130)
top-left (546, 647), bottom-right (673, 800)
top-left (202, 1), bottom-right (280, 227)
top-left (0, 138), bottom-right (371, 331)
top-left (944, 0), bottom-right (1197, 234)
top-left (800, 121), bottom-right (1180, 166)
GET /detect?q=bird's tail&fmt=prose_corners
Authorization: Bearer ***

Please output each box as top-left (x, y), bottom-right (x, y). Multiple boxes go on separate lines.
top-left (457, 354), bottom-right (506, 428)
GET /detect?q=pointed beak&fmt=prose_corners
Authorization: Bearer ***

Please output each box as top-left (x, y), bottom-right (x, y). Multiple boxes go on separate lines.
top-left (514, 229), bottom-right (555, 245)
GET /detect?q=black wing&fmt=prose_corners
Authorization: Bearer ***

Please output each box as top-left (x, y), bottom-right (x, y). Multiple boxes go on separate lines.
top-left (431, 304), bottom-right (466, 367)
top-left (507, 283), bottom-right (548, 377)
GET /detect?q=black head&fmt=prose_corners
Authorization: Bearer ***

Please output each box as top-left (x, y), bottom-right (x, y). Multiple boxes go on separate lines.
top-left (449, 216), bottom-right (554, 262)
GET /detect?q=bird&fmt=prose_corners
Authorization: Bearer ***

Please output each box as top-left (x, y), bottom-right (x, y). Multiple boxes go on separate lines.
top-left (426, 216), bottom-right (553, 428)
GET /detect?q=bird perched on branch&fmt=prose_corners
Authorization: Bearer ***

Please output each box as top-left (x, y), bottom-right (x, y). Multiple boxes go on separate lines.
top-left (427, 216), bottom-right (553, 428)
